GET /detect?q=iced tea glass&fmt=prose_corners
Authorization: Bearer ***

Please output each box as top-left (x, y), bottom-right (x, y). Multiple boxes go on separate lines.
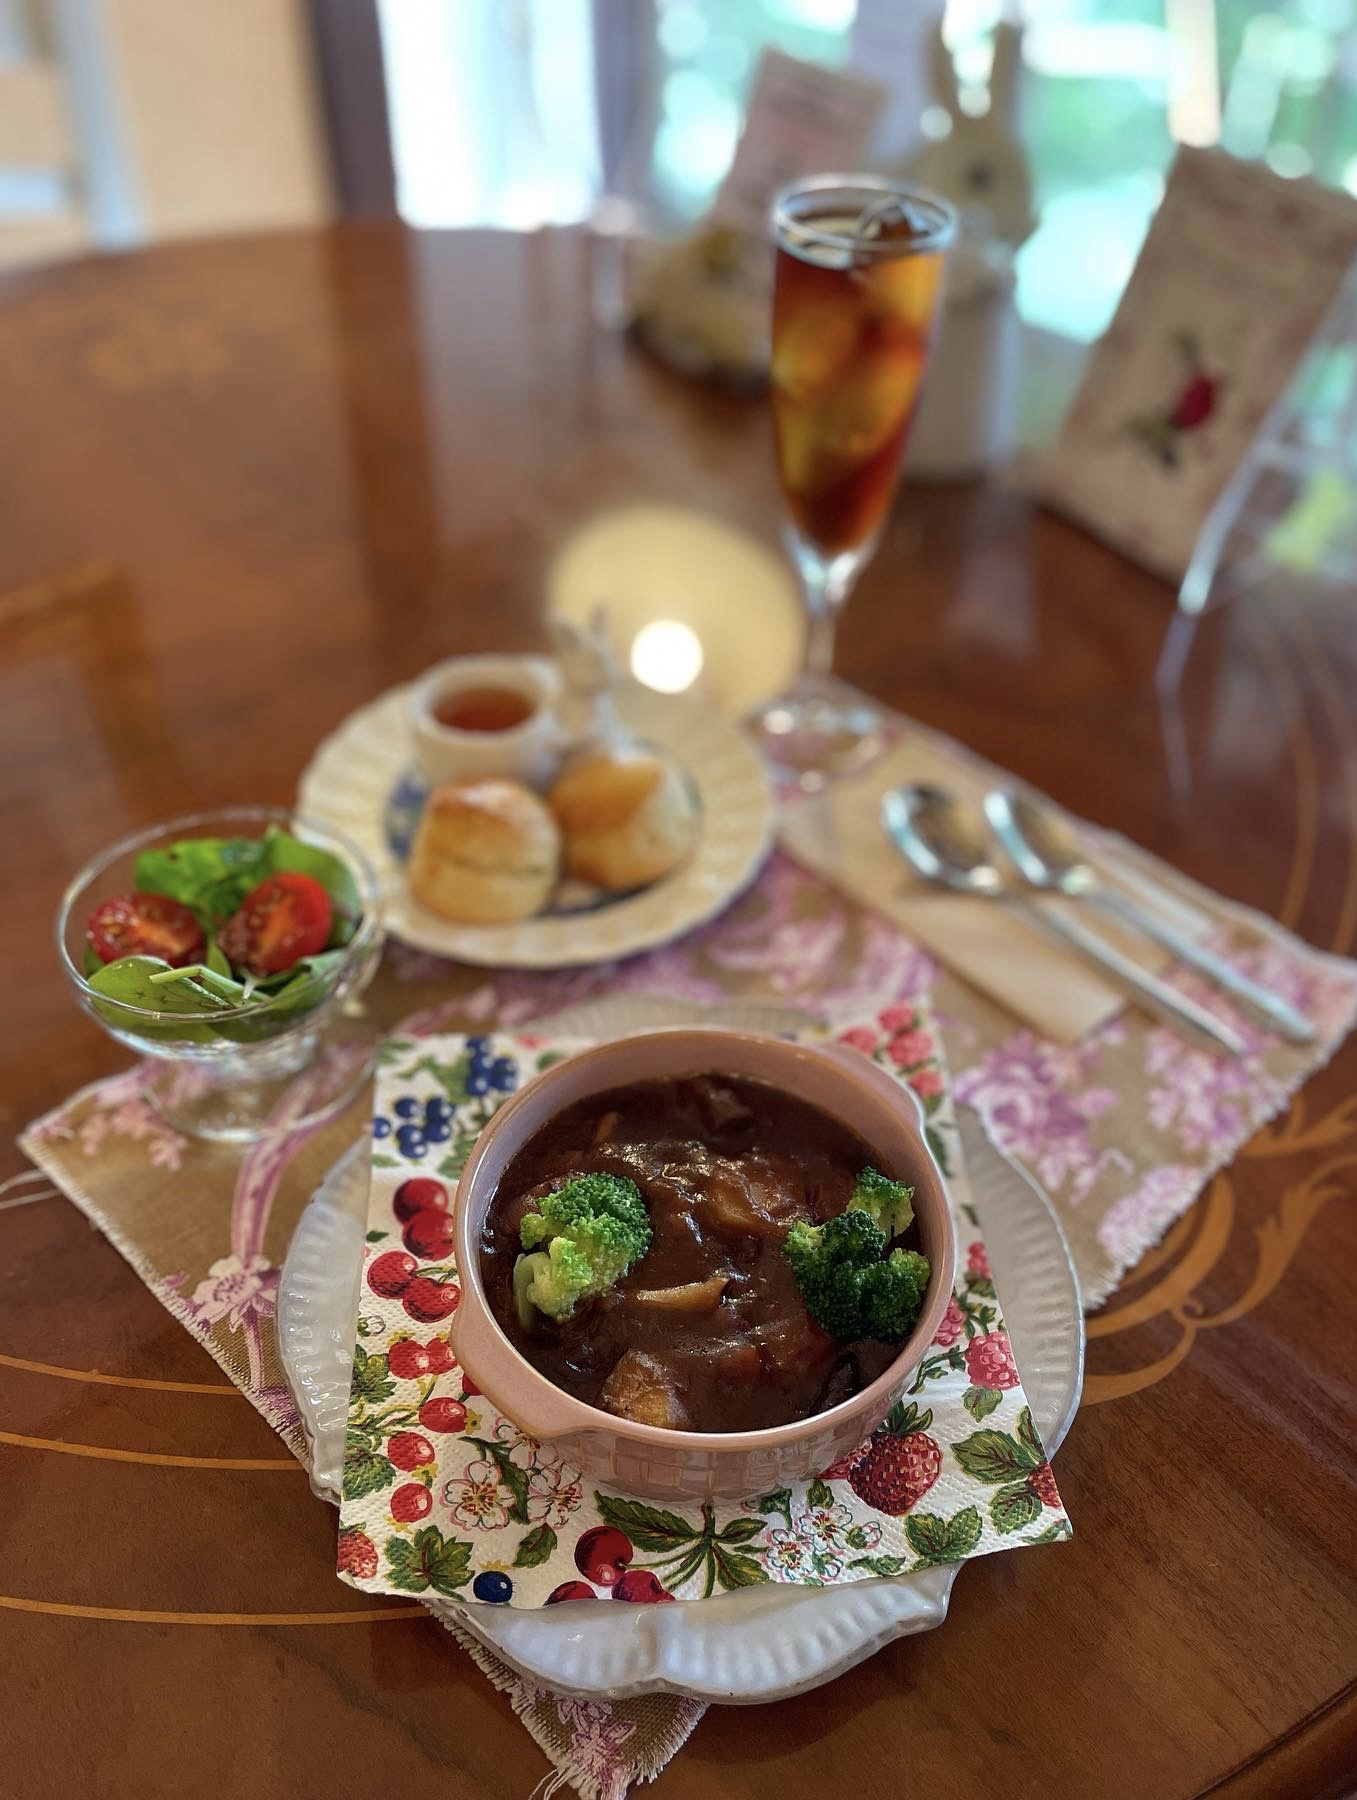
top-left (760, 176), bottom-right (954, 782)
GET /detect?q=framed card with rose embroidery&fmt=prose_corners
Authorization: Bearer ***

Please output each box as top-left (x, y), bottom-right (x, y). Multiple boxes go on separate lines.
top-left (1031, 147), bottom-right (1357, 584)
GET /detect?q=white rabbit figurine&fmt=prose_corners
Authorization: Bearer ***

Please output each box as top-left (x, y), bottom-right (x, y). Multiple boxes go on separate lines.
top-left (902, 18), bottom-right (1034, 476)
top-left (549, 608), bottom-right (626, 751)
top-left (908, 19), bottom-right (1035, 249)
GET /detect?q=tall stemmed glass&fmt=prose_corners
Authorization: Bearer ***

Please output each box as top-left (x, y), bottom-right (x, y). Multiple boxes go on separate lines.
top-left (758, 175), bottom-right (955, 782)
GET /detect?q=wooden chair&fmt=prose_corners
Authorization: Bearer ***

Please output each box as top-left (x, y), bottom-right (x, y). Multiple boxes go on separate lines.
top-left (0, 57), bottom-right (87, 268)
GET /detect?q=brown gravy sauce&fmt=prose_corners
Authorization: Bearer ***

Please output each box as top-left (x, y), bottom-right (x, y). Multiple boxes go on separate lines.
top-left (480, 1074), bottom-right (916, 1433)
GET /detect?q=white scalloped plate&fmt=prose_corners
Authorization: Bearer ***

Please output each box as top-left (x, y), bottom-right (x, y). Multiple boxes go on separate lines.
top-left (279, 997), bottom-right (1083, 1703)
top-left (295, 681), bottom-right (774, 969)
top-left (277, 1140), bottom-right (371, 1503)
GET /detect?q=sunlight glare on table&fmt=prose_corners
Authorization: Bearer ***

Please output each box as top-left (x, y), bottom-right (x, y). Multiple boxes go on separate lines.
top-left (547, 503), bottom-right (803, 714)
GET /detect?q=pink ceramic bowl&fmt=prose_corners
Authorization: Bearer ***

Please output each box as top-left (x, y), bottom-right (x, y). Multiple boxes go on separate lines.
top-left (450, 1028), bottom-right (956, 1500)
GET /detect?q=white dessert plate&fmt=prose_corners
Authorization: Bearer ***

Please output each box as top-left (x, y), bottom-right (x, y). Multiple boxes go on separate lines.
top-left (278, 996), bottom-right (1083, 1703)
top-left (295, 680), bottom-right (774, 969)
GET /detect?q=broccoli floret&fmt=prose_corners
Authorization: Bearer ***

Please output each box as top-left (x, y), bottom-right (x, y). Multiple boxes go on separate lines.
top-left (784, 1208), bottom-right (931, 1343)
top-left (513, 1172), bottom-right (651, 1324)
top-left (513, 1238), bottom-right (595, 1326)
top-left (860, 1248), bottom-right (932, 1342)
top-left (851, 1166), bottom-right (915, 1241)
top-left (783, 1208), bottom-right (886, 1339)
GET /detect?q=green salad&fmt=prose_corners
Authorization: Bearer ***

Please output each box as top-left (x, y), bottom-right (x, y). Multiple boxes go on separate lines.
top-left (82, 825), bottom-right (362, 1041)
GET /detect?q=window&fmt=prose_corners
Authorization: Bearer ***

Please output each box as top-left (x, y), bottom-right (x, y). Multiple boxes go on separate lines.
top-left (376, 0), bottom-right (1357, 343)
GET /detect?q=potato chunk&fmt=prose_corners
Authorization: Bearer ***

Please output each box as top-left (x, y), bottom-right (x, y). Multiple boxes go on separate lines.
top-left (598, 1350), bottom-right (691, 1431)
top-left (624, 1275), bottom-right (728, 1315)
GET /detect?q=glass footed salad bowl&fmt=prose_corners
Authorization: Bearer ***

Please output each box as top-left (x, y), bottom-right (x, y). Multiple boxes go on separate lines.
top-left (57, 806), bottom-right (384, 1143)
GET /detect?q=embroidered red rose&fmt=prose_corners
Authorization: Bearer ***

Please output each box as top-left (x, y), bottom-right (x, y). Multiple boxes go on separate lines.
top-left (909, 1068), bottom-right (943, 1099)
top-left (966, 1241), bottom-right (991, 1280)
top-left (1171, 373), bottom-right (1218, 431)
top-left (837, 1026), bottom-right (878, 1054)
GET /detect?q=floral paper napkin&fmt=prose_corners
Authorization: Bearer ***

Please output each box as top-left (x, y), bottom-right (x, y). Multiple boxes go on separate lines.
top-left (336, 1010), bottom-right (1070, 1608)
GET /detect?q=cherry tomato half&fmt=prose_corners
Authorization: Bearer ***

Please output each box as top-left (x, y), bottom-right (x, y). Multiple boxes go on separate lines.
top-left (217, 872), bottom-right (332, 976)
top-left (86, 893), bottom-right (205, 968)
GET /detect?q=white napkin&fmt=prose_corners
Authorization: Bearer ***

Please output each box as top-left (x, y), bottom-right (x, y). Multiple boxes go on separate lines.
top-left (779, 735), bottom-right (1213, 1043)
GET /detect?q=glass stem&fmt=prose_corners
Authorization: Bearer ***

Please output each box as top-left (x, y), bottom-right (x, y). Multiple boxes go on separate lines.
top-left (801, 559), bottom-right (853, 678)
top-left (788, 531), bottom-right (868, 682)
top-left (805, 594), bottom-right (836, 676)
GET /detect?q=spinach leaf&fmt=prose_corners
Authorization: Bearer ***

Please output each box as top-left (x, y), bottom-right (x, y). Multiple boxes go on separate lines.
top-left (204, 937), bottom-right (234, 979)
top-left (133, 836), bottom-right (270, 922)
top-left (246, 947), bottom-right (348, 1006)
top-left (86, 955), bottom-right (233, 1043)
top-left (208, 949), bottom-right (347, 1043)
top-left (132, 828), bottom-right (359, 946)
top-left (82, 943), bottom-right (105, 978)
top-left (154, 962), bottom-right (248, 1005)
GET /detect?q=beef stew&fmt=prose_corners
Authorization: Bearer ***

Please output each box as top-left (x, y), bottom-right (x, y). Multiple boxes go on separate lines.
top-left (480, 1073), bottom-right (926, 1434)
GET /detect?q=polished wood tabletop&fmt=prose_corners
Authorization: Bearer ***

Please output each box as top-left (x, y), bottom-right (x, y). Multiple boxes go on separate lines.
top-left (1, 225), bottom-right (1355, 1800)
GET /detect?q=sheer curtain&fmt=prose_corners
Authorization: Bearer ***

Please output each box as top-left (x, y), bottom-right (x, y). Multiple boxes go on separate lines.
top-left (377, 0), bottom-right (601, 228)
top-left (375, 0), bottom-right (1357, 340)
top-left (375, 0), bottom-right (859, 232)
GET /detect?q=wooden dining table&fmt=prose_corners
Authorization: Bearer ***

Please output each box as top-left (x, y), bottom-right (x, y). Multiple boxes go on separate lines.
top-left (1, 224), bottom-right (1355, 1800)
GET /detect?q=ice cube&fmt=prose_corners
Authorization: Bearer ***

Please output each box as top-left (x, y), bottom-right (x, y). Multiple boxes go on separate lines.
top-left (771, 301), bottom-right (860, 402)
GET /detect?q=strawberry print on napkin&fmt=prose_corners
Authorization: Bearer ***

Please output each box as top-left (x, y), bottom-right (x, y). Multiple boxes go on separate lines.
top-left (336, 1014), bottom-right (1071, 1607)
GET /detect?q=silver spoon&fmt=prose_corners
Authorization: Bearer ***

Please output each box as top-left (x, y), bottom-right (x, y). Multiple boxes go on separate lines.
top-left (984, 788), bottom-right (1315, 1045)
top-left (882, 785), bottom-right (1247, 1057)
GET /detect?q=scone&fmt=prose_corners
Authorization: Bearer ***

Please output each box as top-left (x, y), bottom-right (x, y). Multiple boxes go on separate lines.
top-left (409, 779), bottom-right (560, 923)
top-left (549, 746), bottom-right (697, 892)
